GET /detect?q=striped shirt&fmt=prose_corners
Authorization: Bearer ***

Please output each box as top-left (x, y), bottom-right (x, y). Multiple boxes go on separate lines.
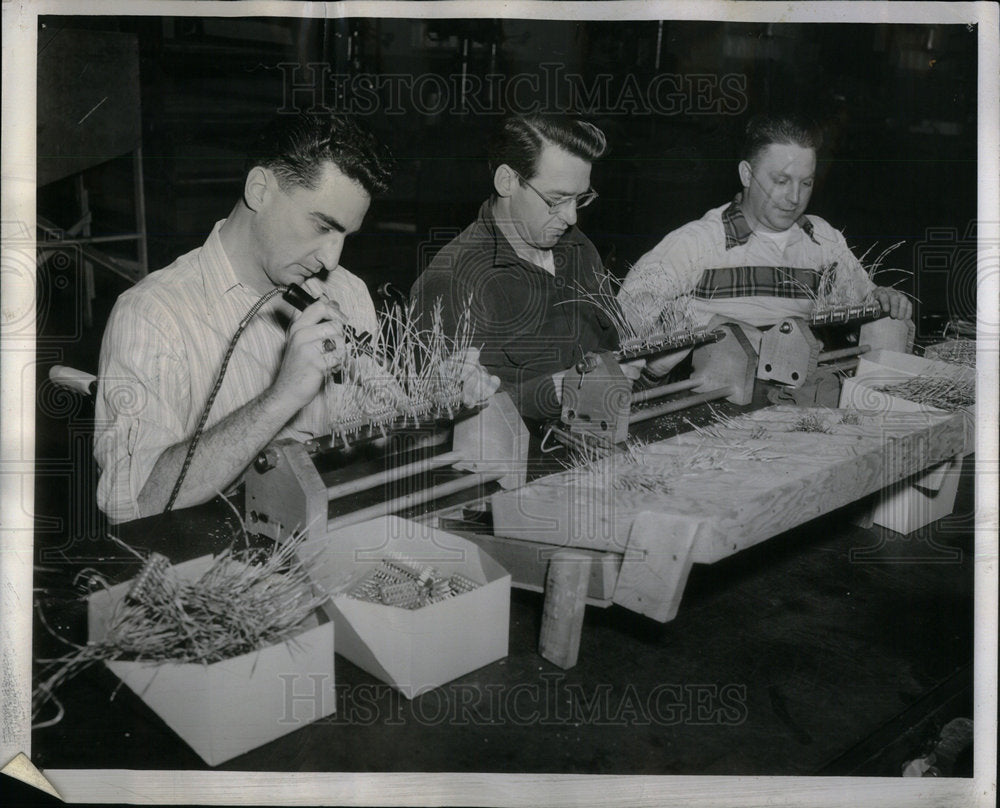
top-left (94, 220), bottom-right (378, 524)
top-left (620, 196), bottom-right (874, 329)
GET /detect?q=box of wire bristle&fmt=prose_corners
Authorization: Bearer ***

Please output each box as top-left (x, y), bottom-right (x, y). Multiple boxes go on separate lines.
top-left (839, 349), bottom-right (974, 534)
top-left (299, 516), bottom-right (510, 698)
top-left (840, 349), bottom-right (975, 455)
top-left (85, 552), bottom-right (335, 766)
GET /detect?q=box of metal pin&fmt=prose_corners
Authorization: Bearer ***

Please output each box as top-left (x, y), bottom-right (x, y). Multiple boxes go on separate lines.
top-left (299, 515), bottom-right (511, 698)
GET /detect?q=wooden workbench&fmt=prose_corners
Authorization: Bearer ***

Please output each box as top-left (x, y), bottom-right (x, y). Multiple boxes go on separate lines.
top-left (437, 406), bottom-right (966, 645)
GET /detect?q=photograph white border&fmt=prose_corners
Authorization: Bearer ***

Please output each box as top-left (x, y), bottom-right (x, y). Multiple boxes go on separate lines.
top-left (3, 1), bottom-right (997, 805)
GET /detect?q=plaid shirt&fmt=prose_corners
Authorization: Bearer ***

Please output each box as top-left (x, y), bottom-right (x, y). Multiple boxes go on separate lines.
top-left (621, 195), bottom-right (873, 329)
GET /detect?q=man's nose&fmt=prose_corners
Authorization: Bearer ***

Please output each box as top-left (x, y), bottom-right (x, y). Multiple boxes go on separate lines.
top-left (558, 201), bottom-right (578, 227)
top-left (316, 234), bottom-right (345, 271)
top-left (787, 183), bottom-right (802, 205)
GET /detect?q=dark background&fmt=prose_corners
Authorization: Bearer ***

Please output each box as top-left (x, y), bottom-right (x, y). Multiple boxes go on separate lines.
top-left (37, 17), bottom-right (978, 318)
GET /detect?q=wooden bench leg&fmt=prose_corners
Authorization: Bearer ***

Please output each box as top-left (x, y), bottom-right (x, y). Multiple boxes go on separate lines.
top-left (613, 512), bottom-right (701, 623)
top-left (539, 551), bottom-right (592, 669)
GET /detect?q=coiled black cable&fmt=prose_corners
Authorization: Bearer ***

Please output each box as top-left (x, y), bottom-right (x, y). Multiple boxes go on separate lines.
top-left (164, 286), bottom-right (287, 512)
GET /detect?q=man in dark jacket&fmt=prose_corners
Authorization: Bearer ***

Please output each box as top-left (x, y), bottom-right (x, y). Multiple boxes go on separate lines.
top-left (411, 114), bottom-right (636, 424)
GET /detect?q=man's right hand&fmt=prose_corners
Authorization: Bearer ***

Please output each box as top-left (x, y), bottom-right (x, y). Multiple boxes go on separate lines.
top-left (271, 299), bottom-right (347, 409)
top-left (642, 348), bottom-right (691, 380)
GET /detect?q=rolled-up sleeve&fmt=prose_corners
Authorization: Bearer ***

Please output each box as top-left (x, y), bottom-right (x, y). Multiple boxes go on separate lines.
top-left (94, 294), bottom-right (189, 524)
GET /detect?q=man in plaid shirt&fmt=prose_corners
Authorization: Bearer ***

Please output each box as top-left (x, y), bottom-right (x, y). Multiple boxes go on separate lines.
top-left (620, 113), bottom-right (911, 377)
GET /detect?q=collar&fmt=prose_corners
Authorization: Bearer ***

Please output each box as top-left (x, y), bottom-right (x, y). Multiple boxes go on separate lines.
top-left (723, 193), bottom-right (818, 249)
top-left (477, 200), bottom-right (525, 270)
top-left (477, 199), bottom-right (581, 272)
top-left (201, 220), bottom-right (247, 301)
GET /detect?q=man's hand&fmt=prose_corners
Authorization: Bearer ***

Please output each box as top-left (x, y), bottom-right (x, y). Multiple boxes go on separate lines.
top-left (872, 287), bottom-right (913, 321)
top-left (447, 347), bottom-right (501, 407)
top-left (641, 348), bottom-right (692, 380)
top-left (619, 357), bottom-right (646, 382)
top-left (271, 299), bottom-right (347, 409)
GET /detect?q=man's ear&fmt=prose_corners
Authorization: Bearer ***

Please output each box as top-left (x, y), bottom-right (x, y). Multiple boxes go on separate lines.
top-left (244, 166), bottom-right (271, 212)
top-left (738, 160), bottom-right (753, 190)
top-left (493, 164), bottom-right (517, 198)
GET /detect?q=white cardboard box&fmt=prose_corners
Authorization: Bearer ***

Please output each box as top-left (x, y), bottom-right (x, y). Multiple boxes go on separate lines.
top-left (866, 453), bottom-right (965, 534)
top-left (839, 349), bottom-right (973, 533)
top-left (840, 349), bottom-right (975, 456)
top-left (301, 516), bottom-right (510, 699)
top-left (87, 554), bottom-right (336, 767)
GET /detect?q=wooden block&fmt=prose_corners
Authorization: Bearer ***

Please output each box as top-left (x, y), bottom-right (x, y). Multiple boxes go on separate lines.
top-left (692, 322), bottom-right (758, 404)
top-left (859, 317), bottom-right (915, 354)
top-left (612, 511), bottom-right (700, 622)
top-left (539, 551), bottom-right (593, 669)
top-left (453, 391), bottom-right (529, 490)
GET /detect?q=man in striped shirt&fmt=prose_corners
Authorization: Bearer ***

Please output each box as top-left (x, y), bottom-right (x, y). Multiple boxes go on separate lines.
top-left (95, 113), bottom-right (495, 524)
top-left (620, 113), bottom-right (912, 376)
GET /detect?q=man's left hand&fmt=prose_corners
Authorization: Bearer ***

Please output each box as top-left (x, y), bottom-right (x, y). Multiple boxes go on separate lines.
top-left (619, 358), bottom-right (646, 382)
top-left (872, 287), bottom-right (913, 321)
top-left (449, 347), bottom-right (502, 407)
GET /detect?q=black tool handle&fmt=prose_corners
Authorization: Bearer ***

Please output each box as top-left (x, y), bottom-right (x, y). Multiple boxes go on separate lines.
top-left (283, 282), bottom-right (318, 312)
top-left (282, 283), bottom-right (371, 346)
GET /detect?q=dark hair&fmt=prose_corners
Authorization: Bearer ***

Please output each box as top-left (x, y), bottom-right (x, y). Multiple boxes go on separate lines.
top-left (740, 113), bottom-right (824, 164)
top-left (245, 112), bottom-right (394, 196)
top-left (487, 114), bottom-right (607, 179)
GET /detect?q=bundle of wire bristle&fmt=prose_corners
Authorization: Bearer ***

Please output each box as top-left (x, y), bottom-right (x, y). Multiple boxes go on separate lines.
top-left (790, 411), bottom-right (833, 433)
top-left (558, 435), bottom-right (732, 495)
top-left (923, 340), bottom-right (976, 368)
top-left (325, 296), bottom-right (477, 444)
top-left (32, 528), bottom-right (326, 728)
top-left (563, 270), bottom-right (705, 358)
top-left (875, 375), bottom-right (974, 411)
top-left (809, 241), bottom-right (910, 317)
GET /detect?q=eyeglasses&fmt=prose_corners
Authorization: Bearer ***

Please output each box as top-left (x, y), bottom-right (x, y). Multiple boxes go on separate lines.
top-left (512, 170), bottom-right (598, 214)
